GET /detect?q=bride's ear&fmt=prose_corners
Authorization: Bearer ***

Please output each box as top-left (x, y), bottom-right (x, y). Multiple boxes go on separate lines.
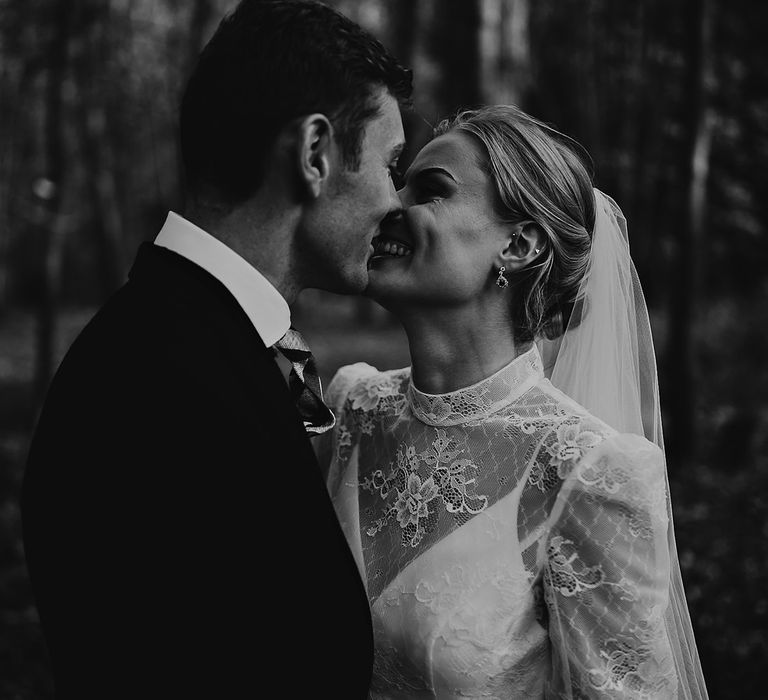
top-left (498, 221), bottom-right (546, 271)
top-left (295, 114), bottom-right (334, 199)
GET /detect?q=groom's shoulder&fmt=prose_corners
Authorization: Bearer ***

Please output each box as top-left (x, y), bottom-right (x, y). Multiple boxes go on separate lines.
top-left (51, 250), bottom-right (270, 403)
top-left (82, 243), bottom-right (261, 349)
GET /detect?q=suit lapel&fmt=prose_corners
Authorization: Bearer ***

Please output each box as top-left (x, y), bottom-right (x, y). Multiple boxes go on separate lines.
top-left (128, 242), bottom-right (312, 439)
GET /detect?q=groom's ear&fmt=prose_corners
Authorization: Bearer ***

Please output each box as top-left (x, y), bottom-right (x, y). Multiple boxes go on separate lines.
top-left (296, 114), bottom-right (335, 199)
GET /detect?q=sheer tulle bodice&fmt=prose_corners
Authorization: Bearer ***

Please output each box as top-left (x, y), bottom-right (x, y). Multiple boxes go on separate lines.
top-left (324, 346), bottom-right (679, 699)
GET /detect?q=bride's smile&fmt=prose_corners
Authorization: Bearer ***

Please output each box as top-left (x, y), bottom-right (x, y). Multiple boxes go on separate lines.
top-left (367, 131), bottom-right (517, 307)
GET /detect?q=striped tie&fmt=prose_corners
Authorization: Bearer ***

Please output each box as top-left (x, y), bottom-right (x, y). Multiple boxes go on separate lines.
top-left (273, 327), bottom-right (335, 435)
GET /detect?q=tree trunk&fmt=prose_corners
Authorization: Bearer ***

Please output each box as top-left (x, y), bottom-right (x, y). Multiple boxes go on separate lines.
top-left (582, 0), bottom-right (605, 179)
top-left (627, 0), bottom-right (653, 284)
top-left (0, 66), bottom-right (19, 316)
top-left (185, 0), bottom-right (215, 79)
top-left (173, 0), bottom-right (215, 208)
top-left (0, 1), bottom-right (34, 316)
top-left (388, 0), bottom-right (419, 67)
top-left (71, 1), bottom-right (128, 295)
top-left (34, 0), bottom-right (74, 406)
top-left (428, 0), bottom-right (482, 116)
top-left (480, 0), bottom-right (531, 107)
top-left (665, 0), bottom-right (715, 465)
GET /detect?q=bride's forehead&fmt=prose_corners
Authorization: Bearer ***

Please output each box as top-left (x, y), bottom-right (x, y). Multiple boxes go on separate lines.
top-left (411, 131), bottom-right (486, 174)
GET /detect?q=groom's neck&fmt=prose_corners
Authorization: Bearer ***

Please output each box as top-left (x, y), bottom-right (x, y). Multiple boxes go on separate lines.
top-left (185, 196), bottom-right (302, 304)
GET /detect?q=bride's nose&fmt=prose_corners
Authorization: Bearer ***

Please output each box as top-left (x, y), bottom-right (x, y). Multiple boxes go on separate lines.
top-left (380, 208), bottom-right (410, 238)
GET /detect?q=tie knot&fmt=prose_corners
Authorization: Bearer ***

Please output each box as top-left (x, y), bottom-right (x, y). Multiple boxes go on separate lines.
top-left (274, 327), bottom-right (310, 357)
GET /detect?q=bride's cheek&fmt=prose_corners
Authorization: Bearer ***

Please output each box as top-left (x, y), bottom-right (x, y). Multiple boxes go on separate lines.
top-left (407, 209), bottom-right (430, 236)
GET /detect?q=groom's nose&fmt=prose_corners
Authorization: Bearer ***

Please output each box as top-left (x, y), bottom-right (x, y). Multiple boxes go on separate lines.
top-left (396, 185), bottom-right (413, 209)
top-left (386, 178), bottom-right (401, 212)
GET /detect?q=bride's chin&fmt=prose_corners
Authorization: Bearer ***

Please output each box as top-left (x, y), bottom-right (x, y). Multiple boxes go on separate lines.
top-left (364, 267), bottom-right (412, 302)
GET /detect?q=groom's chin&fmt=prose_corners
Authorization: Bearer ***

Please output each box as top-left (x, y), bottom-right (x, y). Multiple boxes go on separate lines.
top-left (362, 283), bottom-right (396, 313)
top-left (325, 265), bottom-right (370, 296)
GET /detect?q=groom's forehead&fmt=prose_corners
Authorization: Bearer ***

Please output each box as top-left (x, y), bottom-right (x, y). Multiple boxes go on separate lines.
top-left (361, 91), bottom-right (405, 153)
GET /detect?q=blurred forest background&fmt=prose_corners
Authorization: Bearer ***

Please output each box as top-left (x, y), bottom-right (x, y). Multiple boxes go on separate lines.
top-left (0, 0), bottom-right (766, 697)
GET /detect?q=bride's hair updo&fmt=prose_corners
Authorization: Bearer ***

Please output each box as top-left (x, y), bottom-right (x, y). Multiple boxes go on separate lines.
top-left (435, 105), bottom-right (596, 343)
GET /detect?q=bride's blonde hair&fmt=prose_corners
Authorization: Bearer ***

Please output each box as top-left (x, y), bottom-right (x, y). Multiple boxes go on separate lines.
top-left (435, 105), bottom-right (595, 343)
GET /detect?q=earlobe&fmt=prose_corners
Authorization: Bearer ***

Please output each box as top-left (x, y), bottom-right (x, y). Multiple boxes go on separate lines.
top-left (297, 114), bottom-right (334, 199)
top-left (498, 221), bottom-right (546, 271)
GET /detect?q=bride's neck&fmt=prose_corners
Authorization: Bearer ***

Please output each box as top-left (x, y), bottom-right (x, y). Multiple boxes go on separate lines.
top-left (398, 305), bottom-right (521, 394)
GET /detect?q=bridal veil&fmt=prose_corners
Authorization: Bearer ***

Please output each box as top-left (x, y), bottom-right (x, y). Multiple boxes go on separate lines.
top-left (538, 189), bottom-right (708, 699)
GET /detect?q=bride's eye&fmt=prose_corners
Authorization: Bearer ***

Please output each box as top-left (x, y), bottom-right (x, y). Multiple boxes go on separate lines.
top-left (410, 170), bottom-right (454, 204)
top-left (416, 185), bottom-right (444, 204)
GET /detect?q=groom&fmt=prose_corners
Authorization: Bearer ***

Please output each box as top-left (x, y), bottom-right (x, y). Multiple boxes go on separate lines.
top-left (22, 1), bottom-right (411, 697)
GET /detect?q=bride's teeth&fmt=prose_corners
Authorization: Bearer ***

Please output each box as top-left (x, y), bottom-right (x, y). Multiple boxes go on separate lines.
top-left (371, 238), bottom-right (412, 257)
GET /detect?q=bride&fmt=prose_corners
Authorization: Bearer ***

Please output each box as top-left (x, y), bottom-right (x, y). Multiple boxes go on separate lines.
top-left (320, 105), bottom-right (708, 699)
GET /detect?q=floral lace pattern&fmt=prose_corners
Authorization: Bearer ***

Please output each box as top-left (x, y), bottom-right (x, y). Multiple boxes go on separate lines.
top-left (348, 370), bottom-right (407, 413)
top-left (544, 535), bottom-right (605, 597)
top-left (528, 418), bottom-right (606, 492)
top-left (361, 429), bottom-right (489, 548)
top-left (323, 347), bottom-right (679, 699)
top-left (542, 434), bottom-right (676, 698)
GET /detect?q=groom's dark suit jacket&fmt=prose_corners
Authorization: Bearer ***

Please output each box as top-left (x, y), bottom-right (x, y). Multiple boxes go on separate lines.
top-left (22, 242), bottom-right (373, 698)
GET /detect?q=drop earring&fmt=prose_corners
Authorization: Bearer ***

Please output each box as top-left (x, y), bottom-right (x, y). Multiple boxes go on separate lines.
top-left (496, 266), bottom-right (509, 289)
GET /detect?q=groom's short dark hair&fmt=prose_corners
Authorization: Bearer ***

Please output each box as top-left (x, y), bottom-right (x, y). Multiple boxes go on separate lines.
top-left (180, 0), bottom-right (413, 205)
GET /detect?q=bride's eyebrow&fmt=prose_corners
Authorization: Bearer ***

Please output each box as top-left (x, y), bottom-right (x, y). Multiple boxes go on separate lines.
top-left (404, 166), bottom-right (458, 184)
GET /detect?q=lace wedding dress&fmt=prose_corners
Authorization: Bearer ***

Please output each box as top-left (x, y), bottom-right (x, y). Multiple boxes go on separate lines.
top-left (324, 345), bottom-right (679, 699)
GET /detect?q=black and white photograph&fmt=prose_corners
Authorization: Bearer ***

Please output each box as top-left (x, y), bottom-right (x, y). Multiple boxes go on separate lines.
top-left (0, 0), bottom-right (765, 697)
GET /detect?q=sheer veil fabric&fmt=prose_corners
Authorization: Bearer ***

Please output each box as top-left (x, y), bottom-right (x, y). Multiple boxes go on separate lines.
top-left (539, 190), bottom-right (708, 698)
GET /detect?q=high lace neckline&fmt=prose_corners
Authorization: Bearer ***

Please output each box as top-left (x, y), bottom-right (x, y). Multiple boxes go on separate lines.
top-left (406, 345), bottom-right (544, 426)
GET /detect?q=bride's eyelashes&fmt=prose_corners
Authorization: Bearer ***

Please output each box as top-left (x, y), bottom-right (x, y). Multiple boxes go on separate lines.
top-left (403, 174), bottom-right (452, 204)
top-left (420, 191), bottom-right (443, 205)
top-left (415, 182), bottom-right (449, 204)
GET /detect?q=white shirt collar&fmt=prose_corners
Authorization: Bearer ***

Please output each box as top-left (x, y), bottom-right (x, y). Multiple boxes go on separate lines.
top-left (154, 211), bottom-right (290, 347)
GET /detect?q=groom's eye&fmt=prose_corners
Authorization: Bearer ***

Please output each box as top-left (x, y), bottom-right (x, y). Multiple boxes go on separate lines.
top-left (388, 165), bottom-right (404, 189)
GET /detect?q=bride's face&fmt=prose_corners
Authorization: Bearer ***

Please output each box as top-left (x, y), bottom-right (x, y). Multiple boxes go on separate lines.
top-left (366, 130), bottom-right (511, 308)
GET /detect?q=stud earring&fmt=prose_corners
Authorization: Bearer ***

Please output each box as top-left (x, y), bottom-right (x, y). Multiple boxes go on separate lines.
top-left (496, 266), bottom-right (509, 289)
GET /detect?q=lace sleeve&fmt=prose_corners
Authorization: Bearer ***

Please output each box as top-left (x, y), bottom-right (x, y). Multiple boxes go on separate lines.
top-left (541, 432), bottom-right (678, 699)
top-left (326, 362), bottom-right (378, 415)
top-left (317, 363), bottom-right (378, 485)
